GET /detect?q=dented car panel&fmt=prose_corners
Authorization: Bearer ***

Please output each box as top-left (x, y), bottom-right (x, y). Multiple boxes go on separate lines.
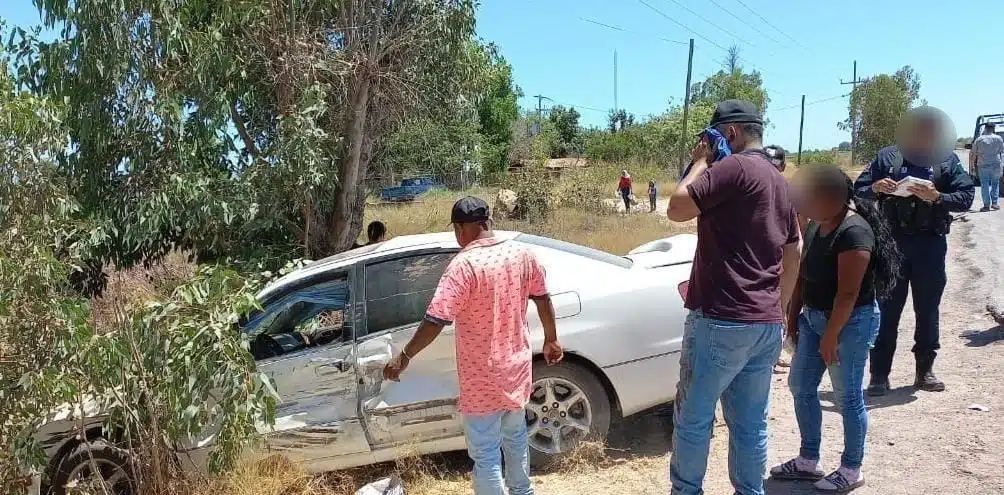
top-left (257, 342), bottom-right (369, 460)
top-left (355, 327), bottom-right (462, 449)
top-left (35, 231), bottom-right (698, 489)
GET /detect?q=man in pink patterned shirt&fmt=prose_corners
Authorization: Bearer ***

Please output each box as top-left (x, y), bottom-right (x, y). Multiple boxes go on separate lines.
top-left (384, 196), bottom-right (563, 495)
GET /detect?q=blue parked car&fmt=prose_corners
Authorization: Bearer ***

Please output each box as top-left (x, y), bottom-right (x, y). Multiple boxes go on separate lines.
top-left (379, 176), bottom-right (446, 202)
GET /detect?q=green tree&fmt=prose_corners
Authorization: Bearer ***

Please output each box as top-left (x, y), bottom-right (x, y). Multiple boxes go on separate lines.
top-left (13, 0), bottom-right (481, 276)
top-left (689, 46), bottom-right (769, 115)
top-left (548, 105), bottom-right (582, 157)
top-left (475, 43), bottom-right (521, 177)
top-left (839, 66), bottom-right (921, 163)
top-left (584, 101), bottom-right (715, 169)
top-left (0, 59), bottom-right (276, 492)
top-left (838, 141), bottom-right (853, 152)
top-left (381, 118), bottom-right (483, 185)
top-left (607, 109), bottom-right (636, 133)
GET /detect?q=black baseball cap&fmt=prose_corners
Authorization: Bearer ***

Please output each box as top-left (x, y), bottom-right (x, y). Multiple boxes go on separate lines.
top-left (451, 196), bottom-right (490, 224)
top-left (709, 99), bottom-right (764, 127)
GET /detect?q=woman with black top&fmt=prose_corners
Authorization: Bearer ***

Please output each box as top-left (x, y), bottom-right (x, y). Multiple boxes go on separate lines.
top-left (770, 164), bottom-right (901, 492)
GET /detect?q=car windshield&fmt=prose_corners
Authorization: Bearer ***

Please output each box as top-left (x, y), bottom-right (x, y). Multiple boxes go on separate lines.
top-left (516, 234), bottom-right (633, 268)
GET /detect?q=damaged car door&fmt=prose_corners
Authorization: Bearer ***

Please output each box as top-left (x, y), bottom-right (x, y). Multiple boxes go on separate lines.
top-left (246, 270), bottom-right (370, 461)
top-left (354, 250), bottom-right (464, 450)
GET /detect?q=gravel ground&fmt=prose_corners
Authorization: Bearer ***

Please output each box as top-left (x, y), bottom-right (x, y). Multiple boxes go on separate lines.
top-left (411, 198), bottom-right (1004, 495)
top-left (491, 207), bottom-right (1004, 494)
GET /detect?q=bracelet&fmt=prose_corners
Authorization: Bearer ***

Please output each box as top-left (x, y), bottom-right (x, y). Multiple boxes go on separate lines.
top-left (401, 349), bottom-right (412, 360)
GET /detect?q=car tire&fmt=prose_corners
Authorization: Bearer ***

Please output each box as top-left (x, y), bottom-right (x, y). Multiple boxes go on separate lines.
top-left (527, 360), bottom-right (612, 468)
top-left (49, 439), bottom-right (134, 495)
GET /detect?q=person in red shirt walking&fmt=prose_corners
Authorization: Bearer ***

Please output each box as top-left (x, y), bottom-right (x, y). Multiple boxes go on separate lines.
top-left (384, 196), bottom-right (563, 495)
top-left (617, 170), bottom-right (633, 212)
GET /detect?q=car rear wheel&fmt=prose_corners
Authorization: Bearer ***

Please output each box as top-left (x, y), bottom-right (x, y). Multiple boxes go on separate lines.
top-left (50, 440), bottom-right (134, 495)
top-left (527, 360), bottom-right (611, 467)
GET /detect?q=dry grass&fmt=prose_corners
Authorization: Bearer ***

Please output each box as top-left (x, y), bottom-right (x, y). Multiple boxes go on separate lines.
top-left (89, 251), bottom-right (195, 330)
top-left (189, 440), bottom-right (631, 495)
top-left (363, 163), bottom-right (692, 256)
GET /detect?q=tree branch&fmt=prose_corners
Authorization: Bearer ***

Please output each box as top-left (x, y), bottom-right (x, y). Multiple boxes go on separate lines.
top-left (230, 101), bottom-right (261, 159)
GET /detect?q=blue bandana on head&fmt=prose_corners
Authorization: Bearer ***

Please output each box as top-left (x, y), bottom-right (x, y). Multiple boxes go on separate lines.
top-left (681, 127), bottom-right (733, 178)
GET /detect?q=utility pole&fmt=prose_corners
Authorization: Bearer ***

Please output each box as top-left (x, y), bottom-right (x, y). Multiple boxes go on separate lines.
top-left (532, 94), bottom-right (550, 136)
top-left (680, 38), bottom-right (695, 175)
top-left (534, 94), bottom-right (547, 120)
top-left (841, 60), bottom-right (866, 166)
top-left (613, 50), bottom-right (619, 114)
top-left (797, 94), bottom-right (806, 167)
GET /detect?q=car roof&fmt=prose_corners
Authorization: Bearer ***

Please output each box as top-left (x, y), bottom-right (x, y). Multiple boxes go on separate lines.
top-left (257, 230), bottom-right (521, 301)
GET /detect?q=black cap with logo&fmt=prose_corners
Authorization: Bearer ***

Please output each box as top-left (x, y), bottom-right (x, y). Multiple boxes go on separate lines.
top-left (451, 196), bottom-right (490, 224)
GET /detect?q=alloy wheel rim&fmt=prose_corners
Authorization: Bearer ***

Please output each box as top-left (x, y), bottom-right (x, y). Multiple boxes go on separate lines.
top-left (525, 377), bottom-right (593, 454)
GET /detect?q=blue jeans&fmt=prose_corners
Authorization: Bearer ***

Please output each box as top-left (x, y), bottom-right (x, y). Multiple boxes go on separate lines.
top-left (670, 311), bottom-right (782, 495)
top-left (979, 164), bottom-right (1001, 207)
top-left (789, 302), bottom-right (880, 470)
top-left (462, 410), bottom-right (533, 495)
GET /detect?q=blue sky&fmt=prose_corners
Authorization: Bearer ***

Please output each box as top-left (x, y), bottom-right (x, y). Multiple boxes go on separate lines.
top-left (476, 0), bottom-right (1003, 150)
top-left (4, 0), bottom-right (1001, 151)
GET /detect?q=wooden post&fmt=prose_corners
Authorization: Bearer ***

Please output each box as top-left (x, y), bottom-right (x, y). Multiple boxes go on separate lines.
top-left (680, 38), bottom-right (695, 175)
top-left (797, 94), bottom-right (806, 167)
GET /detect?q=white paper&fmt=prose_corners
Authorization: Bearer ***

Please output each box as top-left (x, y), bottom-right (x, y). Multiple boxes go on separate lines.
top-left (890, 176), bottom-right (933, 198)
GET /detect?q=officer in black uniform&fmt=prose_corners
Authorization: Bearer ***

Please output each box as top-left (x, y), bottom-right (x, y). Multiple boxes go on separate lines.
top-left (853, 106), bottom-right (975, 396)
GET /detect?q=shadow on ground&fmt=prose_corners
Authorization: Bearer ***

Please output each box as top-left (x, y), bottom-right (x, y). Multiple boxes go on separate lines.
top-left (764, 478), bottom-right (827, 494)
top-left (962, 324), bottom-right (1004, 347)
top-left (604, 402), bottom-right (675, 460)
top-left (818, 385), bottom-right (918, 413)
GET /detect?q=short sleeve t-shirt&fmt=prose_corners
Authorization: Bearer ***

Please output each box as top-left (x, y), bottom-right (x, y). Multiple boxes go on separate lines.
top-left (974, 134), bottom-right (1004, 167)
top-left (424, 237), bottom-right (548, 415)
top-left (685, 150), bottom-right (800, 323)
top-left (799, 215), bottom-right (876, 311)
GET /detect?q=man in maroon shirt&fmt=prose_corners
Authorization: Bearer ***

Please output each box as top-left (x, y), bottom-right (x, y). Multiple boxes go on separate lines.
top-left (667, 100), bottom-right (801, 495)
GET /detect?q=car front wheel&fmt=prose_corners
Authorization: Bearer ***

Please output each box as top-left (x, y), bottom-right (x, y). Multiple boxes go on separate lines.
top-left (50, 439), bottom-right (134, 495)
top-left (526, 360), bottom-right (611, 467)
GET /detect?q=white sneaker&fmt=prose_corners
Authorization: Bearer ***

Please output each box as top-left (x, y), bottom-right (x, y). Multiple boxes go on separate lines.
top-left (814, 467), bottom-right (865, 492)
top-left (769, 457), bottom-right (824, 481)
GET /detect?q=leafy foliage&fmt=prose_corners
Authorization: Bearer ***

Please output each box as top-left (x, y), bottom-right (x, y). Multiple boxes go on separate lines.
top-left (11, 0), bottom-right (483, 275)
top-left (607, 109), bottom-right (635, 133)
top-left (796, 149), bottom-right (840, 167)
top-left (548, 105), bottom-right (583, 158)
top-left (381, 118), bottom-right (483, 186)
top-left (585, 101), bottom-right (716, 170)
top-left (0, 50), bottom-right (87, 490)
top-left (0, 58), bottom-right (279, 493)
top-left (839, 66), bottom-right (921, 163)
top-left (689, 46), bottom-right (769, 117)
top-left (474, 44), bottom-right (522, 178)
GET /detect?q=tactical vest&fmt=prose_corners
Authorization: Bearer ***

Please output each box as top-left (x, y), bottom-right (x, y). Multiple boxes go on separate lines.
top-left (877, 152), bottom-right (953, 236)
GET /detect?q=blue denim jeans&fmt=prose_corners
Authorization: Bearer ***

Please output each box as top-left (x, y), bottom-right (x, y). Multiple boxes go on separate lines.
top-left (979, 164), bottom-right (1001, 207)
top-left (670, 311), bottom-right (782, 495)
top-left (789, 302), bottom-right (880, 470)
top-left (462, 410), bottom-right (533, 495)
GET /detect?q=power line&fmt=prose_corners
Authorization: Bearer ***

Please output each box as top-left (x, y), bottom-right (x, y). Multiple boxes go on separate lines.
top-left (638, 0), bottom-right (776, 80)
top-left (579, 17), bottom-right (689, 45)
top-left (731, 0), bottom-right (810, 51)
top-left (774, 93), bottom-right (848, 112)
top-left (636, 0), bottom-right (729, 52)
top-left (705, 0), bottom-right (784, 47)
top-left (657, 0), bottom-right (756, 49)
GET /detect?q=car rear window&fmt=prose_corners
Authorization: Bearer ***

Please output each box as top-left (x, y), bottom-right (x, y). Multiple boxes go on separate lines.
top-left (516, 234), bottom-right (633, 269)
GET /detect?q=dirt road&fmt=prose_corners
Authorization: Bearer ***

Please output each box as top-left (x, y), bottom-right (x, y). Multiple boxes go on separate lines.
top-left (412, 210), bottom-right (1004, 495)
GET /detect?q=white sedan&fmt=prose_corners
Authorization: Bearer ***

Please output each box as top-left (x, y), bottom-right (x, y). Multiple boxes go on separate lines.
top-left (33, 231), bottom-right (696, 494)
